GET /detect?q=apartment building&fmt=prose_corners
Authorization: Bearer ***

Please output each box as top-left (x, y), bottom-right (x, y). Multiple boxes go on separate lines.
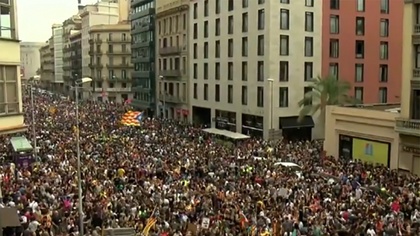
top-left (62, 15), bottom-right (82, 95)
top-left (131, 0), bottom-right (156, 115)
top-left (323, 0), bottom-right (403, 104)
top-left (0, 0), bottom-right (26, 134)
top-left (80, 1), bottom-right (121, 78)
top-left (65, 32), bottom-right (83, 99)
top-left (88, 24), bottom-right (133, 103)
top-left (51, 24), bottom-right (64, 92)
top-left (190, 0), bottom-right (322, 139)
top-left (397, 0), bottom-right (420, 174)
top-left (20, 42), bottom-right (44, 81)
top-left (156, 0), bottom-right (189, 120)
top-left (39, 40), bottom-right (54, 90)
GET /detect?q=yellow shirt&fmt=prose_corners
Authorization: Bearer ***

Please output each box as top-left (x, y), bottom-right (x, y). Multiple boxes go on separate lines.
top-left (117, 168), bottom-right (125, 177)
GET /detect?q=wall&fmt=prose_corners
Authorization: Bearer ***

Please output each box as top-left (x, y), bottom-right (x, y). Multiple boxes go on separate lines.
top-left (322, 0), bottom-right (403, 104)
top-left (401, 3), bottom-right (413, 118)
top-left (324, 105), bottom-right (400, 169)
top-left (53, 26), bottom-right (64, 83)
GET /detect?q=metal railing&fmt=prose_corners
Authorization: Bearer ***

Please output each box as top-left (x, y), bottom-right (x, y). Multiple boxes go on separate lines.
top-left (395, 117), bottom-right (420, 136)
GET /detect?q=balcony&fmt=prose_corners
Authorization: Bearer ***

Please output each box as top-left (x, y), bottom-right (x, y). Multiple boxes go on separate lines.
top-left (107, 63), bottom-right (132, 68)
top-left (412, 24), bottom-right (420, 44)
top-left (159, 94), bottom-right (185, 104)
top-left (88, 39), bottom-right (94, 44)
top-left (89, 63), bottom-right (103, 69)
top-left (132, 71), bottom-right (150, 78)
top-left (413, 69), bottom-right (420, 81)
top-left (159, 46), bottom-right (181, 55)
top-left (132, 41), bottom-right (153, 49)
top-left (107, 39), bottom-right (130, 44)
top-left (132, 24), bottom-right (153, 34)
top-left (94, 87), bottom-right (132, 92)
top-left (106, 50), bottom-right (130, 55)
top-left (395, 118), bottom-right (420, 137)
top-left (130, 8), bottom-right (155, 20)
top-left (94, 39), bottom-right (103, 44)
top-left (160, 70), bottom-right (181, 77)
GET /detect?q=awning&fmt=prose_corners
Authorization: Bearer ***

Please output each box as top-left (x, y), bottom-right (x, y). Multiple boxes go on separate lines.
top-left (279, 116), bottom-right (314, 129)
top-left (10, 136), bottom-right (33, 152)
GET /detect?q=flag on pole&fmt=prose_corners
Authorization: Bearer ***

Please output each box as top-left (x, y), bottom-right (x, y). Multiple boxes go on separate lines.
top-left (142, 217), bottom-right (157, 236)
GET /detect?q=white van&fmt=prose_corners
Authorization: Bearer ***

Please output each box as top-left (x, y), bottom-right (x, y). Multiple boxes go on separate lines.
top-left (273, 162), bottom-right (303, 179)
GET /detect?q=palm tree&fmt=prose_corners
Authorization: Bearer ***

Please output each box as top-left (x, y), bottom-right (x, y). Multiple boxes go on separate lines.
top-left (298, 75), bottom-right (357, 138)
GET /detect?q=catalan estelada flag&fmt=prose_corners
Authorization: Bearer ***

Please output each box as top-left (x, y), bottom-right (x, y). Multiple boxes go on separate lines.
top-left (120, 111), bottom-right (143, 126)
top-left (142, 217), bottom-right (157, 236)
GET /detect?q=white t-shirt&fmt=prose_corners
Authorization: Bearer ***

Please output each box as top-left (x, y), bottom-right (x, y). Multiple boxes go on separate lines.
top-left (366, 228), bottom-right (376, 235)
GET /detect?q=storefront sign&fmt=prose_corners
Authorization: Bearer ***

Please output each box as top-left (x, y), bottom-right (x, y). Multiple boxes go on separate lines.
top-left (403, 146), bottom-right (420, 155)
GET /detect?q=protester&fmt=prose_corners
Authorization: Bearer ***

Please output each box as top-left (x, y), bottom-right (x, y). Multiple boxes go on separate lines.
top-left (0, 87), bottom-right (419, 236)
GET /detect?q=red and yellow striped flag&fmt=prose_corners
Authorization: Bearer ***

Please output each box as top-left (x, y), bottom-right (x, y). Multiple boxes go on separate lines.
top-left (142, 217), bottom-right (157, 236)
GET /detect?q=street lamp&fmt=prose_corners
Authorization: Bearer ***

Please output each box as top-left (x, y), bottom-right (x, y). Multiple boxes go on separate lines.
top-left (159, 75), bottom-right (166, 119)
top-left (27, 78), bottom-right (37, 158)
top-left (71, 76), bottom-right (92, 236)
top-left (267, 78), bottom-right (274, 130)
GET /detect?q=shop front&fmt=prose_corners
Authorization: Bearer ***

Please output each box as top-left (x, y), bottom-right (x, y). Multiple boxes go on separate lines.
top-left (215, 110), bottom-right (236, 132)
top-left (241, 114), bottom-right (263, 137)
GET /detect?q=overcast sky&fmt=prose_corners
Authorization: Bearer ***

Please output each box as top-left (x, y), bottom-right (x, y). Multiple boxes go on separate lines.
top-left (17, 0), bottom-right (98, 42)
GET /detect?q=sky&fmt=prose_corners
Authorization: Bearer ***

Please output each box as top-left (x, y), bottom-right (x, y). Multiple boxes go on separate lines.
top-left (17, 0), bottom-right (99, 42)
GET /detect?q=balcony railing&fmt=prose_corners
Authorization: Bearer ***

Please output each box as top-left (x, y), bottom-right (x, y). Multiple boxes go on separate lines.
top-left (159, 93), bottom-right (185, 104)
top-left (160, 70), bottom-right (181, 77)
top-left (414, 24), bottom-right (420, 34)
top-left (106, 51), bottom-right (130, 55)
top-left (94, 87), bottom-right (132, 92)
top-left (414, 68), bottom-right (420, 80)
top-left (395, 117), bottom-right (420, 137)
top-left (159, 46), bottom-right (181, 55)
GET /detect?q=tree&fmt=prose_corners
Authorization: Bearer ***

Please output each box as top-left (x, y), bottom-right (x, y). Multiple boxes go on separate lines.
top-left (298, 75), bottom-right (357, 138)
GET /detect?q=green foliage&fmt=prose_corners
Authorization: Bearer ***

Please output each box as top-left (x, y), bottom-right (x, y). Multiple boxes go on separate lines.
top-left (298, 75), bottom-right (358, 122)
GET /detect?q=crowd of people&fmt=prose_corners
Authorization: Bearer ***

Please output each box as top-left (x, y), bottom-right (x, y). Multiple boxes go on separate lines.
top-left (0, 88), bottom-right (419, 236)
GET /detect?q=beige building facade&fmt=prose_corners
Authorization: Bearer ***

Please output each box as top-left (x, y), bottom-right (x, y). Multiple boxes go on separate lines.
top-left (0, 0), bottom-right (26, 134)
top-left (20, 42), bottom-right (44, 81)
top-left (88, 24), bottom-right (133, 103)
top-left (62, 15), bottom-right (82, 93)
top-left (398, 0), bottom-right (420, 174)
top-left (189, 0), bottom-right (323, 139)
top-left (324, 105), bottom-right (401, 170)
top-left (39, 40), bottom-right (54, 89)
top-left (156, 0), bottom-right (189, 120)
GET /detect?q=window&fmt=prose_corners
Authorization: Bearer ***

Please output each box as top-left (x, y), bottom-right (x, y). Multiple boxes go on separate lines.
top-left (304, 37), bottom-right (313, 57)
top-left (380, 42), bottom-right (388, 60)
top-left (355, 40), bottom-right (364, 58)
top-left (416, 45), bottom-right (420, 68)
top-left (204, 42), bottom-right (208, 58)
top-left (354, 87), bottom-right (364, 103)
top-left (357, 0), bottom-right (365, 12)
top-left (215, 18), bottom-right (220, 36)
top-left (329, 63), bottom-right (339, 78)
top-left (215, 40), bottom-right (220, 58)
top-left (257, 87), bottom-right (264, 107)
top-left (258, 9), bottom-right (265, 30)
top-left (215, 63), bottom-right (220, 80)
top-left (228, 62), bottom-right (233, 80)
top-left (193, 43), bottom-right (197, 59)
top-left (304, 87), bottom-right (313, 105)
top-left (356, 17), bottom-right (365, 35)
top-left (379, 87), bottom-right (387, 103)
top-left (228, 39), bottom-right (233, 57)
top-left (242, 86), bottom-right (248, 105)
top-left (280, 0), bottom-right (289, 3)
top-left (193, 83), bottom-right (198, 99)
top-left (204, 0), bottom-right (209, 16)
top-left (204, 63), bottom-right (208, 80)
top-left (380, 19), bottom-right (389, 37)
top-left (0, 65), bottom-right (19, 114)
top-left (380, 0), bottom-right (389, 14)
top-left (228, 0), bottom-right (234, 11)
top-left (257, 35), bottom-right (264, 56)
top-left (204, 21), bottom-right (209, 38)
top-left (330, 0), bottom-right (339, 9)
top-left (193, 23), bottom-right (198, 39)
top-left (204, 84), bottom-right (209, 100)
top-left (411, 90), bottom-right (420, 119)
top-left (242, 62), bottom-right (248, 81)
top-left (280, 35), bottom-right (289, 55)
top-left (242, 13), bottom-right (248, 32)
top-left (279, 61), bottom-right (289, 82)
top-left (330, 15), bottom-right (339, 34)
top-left (280, 9), bottom-right (289, 30)
top-left (329, 39), bottom-right (339, 58)
top-left (305, 12), bottom-right (314, 32)
top-left (241, 37), bottom-right (248, 57)
top-left (215, 84), bottom-right (220, 102)
top-left (258, 0), bottom-right (265, 4)
top-left (279, 87), bottom-right (289, 107)
top-left (304, 62), bottom-right (313, 81)
top-left (215, 0), bottom-right (220, 14)
top-left (228, 16), bottom-right (234, 34)
top-left (355, 64), bottom-right (364, 82)
top-left (193, 3), bottom-right (197, 19)
top-left (0, 5), bottom-right (14, 39)
top-left (257, 61), bottom-right (264, 81)
top-left (305, 0), bottom-right (314, 7)
top-left (193, 63), bottom-right (197, 79)
top-left (228, 85), bottom-right (233, 103)
top-left (242, 0), bottom-right (248, 8)
top-left (379, 64), bottom-right (388, 82)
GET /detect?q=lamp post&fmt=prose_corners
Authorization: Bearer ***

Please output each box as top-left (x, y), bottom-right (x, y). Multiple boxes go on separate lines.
top-left (72, 77), bottom-right (92, 236)
top-left (267, 78), bottom-right (274, 130)
top-left (28, 78), bottom-right (37, 158)
top-left (159, 75), bottom-right (166, 119)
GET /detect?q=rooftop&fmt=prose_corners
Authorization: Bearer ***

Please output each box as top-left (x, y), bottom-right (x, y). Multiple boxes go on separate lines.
top-left (344, 103), bottom-right (401, 113)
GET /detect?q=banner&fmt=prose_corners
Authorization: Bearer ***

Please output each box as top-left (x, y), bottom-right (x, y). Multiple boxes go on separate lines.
top-left (352, 138), bottom-right (389, 167)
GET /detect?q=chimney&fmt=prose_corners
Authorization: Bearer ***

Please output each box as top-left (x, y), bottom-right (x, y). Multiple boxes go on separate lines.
top-left (78, 5), bottom-right (85, 10)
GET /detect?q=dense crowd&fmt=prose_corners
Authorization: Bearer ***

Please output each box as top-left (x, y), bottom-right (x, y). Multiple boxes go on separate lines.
top-left (0, 88), bottom-right (420, 236)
